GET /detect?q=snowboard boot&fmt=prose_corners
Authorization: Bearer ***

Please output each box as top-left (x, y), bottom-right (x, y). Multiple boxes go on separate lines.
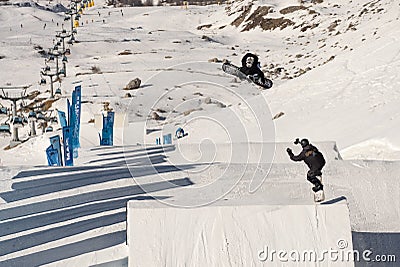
top-left (312, 183), bottom-right (323, 193)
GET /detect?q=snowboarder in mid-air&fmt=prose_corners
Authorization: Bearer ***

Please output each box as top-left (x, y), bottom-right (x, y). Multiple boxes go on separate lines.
top-left (286, 138), bottom-right (326, 193)
top-left (239, 53), bottom-right (267, 85)
top-left (222, 52), bottom-right (273, 89)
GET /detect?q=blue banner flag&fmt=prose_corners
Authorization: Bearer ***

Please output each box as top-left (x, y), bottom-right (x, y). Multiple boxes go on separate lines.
top-left (57, 110), bottom-right (67, 128)
top-left (106, 112), bottom-right (114, 145)
top-left (62, 126), bottom-right (74, 166)
top-left (46, 145), bottom-right (60, 166)
top-left (163, 133), bottom-right (172, 145)
top-left (67, 99), bottom-right (71, 126)
top-left (50, 135), bottom-right (63, 166)
top-left (70, 85), bottom-right (82, 158)
top-left (70, 91), bottom-right (76, 156)
top-left (100, 112), bottom-right (114, 146)
top-left (100, 127), bottom-right (112, 146)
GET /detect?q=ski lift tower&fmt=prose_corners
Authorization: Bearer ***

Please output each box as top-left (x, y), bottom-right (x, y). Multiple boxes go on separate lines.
top-left (65, 1), bottom-right (80, 44)
top-left (55, 30), bottom-right (71, 77)
top-left (55, 29), bottom-right (71, 53)
top-left (47, 45), bottom-right (68, 80)
top-left (41, 65), bottom-right (59, 99)
top-left (0, 85), bottom-right (30, 147)
top-left (48, 48), bottom-right (63, 80)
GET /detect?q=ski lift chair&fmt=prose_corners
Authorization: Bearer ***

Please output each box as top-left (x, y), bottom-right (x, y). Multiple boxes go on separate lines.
top-left (55, 88), bottom-right (62, 97)
top-left (12, 116), bottom-right (24, 128)
top-left (50, 117), bottom-right (58, 125)
top-left (0, 107), bottom-right (8, 118)
top-left (28, 111), bottom-right (37, 121)
top-left (0, 123), bottom-right (11, 137)
top-left (37, 112), bottom-right (46, 122)
top-left (67, 35), bottom-right (75, 44)
top-left (45, 125), bottom-right (54, 132)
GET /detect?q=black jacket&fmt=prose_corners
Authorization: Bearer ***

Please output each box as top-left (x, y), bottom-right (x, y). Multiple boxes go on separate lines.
top-left (288, 144), bottom-right (326, 170)
top-left (239, 53), bottom-right (266, 83)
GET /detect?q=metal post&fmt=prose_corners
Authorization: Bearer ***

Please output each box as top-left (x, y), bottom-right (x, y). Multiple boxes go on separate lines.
top-left (11, 100), bottom-right (18, 142)
top-left (30, 120), bottom-right (36, 136)
top-left (61, 37), bottom-right (65, 52)
top-left (50, 75), bottom-right (54, 99)
top-left (63, 61), bottom-right (67, 77)
top-left (70, 14), bottom-right (74, 40)
top-left (11, 101), bottom-right (16, 117)
top-left (55, 56), bottom-right (59, 79)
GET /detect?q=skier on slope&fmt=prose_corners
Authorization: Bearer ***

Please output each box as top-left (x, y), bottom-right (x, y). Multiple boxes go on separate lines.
top-left (286, 138), bottom-right (326, 192)
top-left (239, 53), bottom-right (268, 85)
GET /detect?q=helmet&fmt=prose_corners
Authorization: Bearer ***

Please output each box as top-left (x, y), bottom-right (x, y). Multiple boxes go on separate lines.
top-left (242, 53), bottom-right (259, 69)
top-left (245, 57), bottom-right (255, 68)
top-left (300, 138), bottom-right (309, 147)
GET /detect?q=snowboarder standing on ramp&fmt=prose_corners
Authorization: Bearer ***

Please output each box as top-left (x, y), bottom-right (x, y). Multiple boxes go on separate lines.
top-left (286, 138), bottom-right (326, 192)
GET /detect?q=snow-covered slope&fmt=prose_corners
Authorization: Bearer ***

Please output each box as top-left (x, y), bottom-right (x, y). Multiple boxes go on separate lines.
top-left (0, 0), bottom-right (399, 266)
top-left (1, 0), bottom-right (399, 161)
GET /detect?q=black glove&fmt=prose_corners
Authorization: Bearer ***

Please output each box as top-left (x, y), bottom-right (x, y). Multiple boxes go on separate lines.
top-left (294, 138), bottom-right (300, 145)
top-left (286, 148), bottom-right (292, 154)
top-left (247, 74), bottom-right (259, 81)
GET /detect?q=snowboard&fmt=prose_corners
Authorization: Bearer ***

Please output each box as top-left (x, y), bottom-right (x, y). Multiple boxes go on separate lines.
top-left (313, 176), bottom-right (325, 203)
top-left (222, 62), bottom-right (273, 89)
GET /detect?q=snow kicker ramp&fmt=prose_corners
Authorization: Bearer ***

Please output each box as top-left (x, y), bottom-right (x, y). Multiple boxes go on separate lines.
top-left (127, 202), bottom-right (354, 266)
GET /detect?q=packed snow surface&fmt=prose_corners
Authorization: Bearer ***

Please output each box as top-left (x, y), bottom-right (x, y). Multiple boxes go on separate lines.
top-left (0, 0), bottom-right (399, 266)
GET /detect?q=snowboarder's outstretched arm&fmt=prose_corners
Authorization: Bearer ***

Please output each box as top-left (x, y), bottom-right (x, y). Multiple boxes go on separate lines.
top-left (286, 148), bottom-right (305, 161)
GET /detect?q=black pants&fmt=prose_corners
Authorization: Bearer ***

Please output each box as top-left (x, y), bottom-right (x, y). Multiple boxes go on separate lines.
top-left (307, 169), bottom-right (323, 188)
